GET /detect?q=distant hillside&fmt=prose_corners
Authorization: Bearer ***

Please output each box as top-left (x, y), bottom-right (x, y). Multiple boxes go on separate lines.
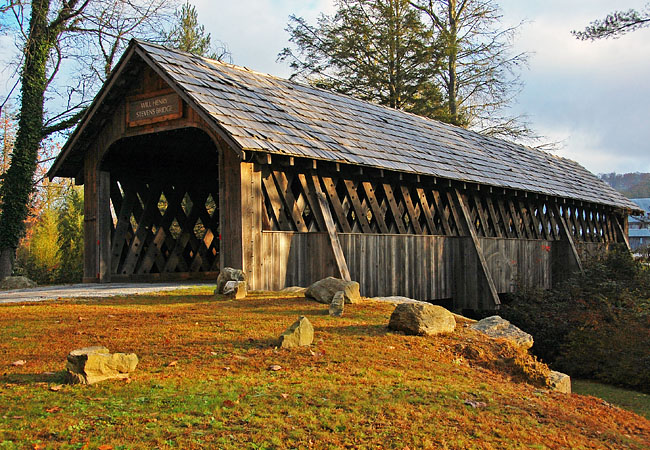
top-left (599, 172), bottom-right (650, 199)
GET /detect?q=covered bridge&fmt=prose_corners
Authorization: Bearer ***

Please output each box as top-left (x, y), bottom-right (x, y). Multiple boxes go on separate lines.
top-left (49, 40), bottom-right (640, 310)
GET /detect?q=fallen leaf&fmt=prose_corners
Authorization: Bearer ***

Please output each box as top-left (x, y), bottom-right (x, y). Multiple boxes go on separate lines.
top-left (222, 399), bottom-right (235, 408)
top-left (268, 364), bottom-right (282, 371)
top-left (280, 393), bottom-right (289, 399)
top-left (464, 399), bottom-right (487, 409)
top-left (98, 445), bottom-right (113, 450)
top-left (77, 316), bottom-right (84, 322)
top-left (49, 384), bottom-right (64, 392)
top-left (309, 350), bottom-right (316, 356)
top-left (45, 406), bottom-right (62, 413)
top-left (233, 355), bottom-right (248, 361)
top-left (167, 360), bottom-right (178, 367)
top-left (123, 378), bottom-right (132, 384)
top-left (222, 366), bottom-right (231, 371)
top-left (42, 371), bottom-right (56, 376)
top-left (11, 360), bottom-right (26, 367)
top-left (210, 351), bottom-right (218, 356)
top-left (33, 444), bottom-right (45, 450)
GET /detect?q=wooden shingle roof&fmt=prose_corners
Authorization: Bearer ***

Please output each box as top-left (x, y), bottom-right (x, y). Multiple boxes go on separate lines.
top-left (51, 40), bottom-right (639, 211)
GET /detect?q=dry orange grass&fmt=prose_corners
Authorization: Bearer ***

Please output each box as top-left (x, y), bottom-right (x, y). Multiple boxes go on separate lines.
top-left (1, 289), bottom-right (648, 449)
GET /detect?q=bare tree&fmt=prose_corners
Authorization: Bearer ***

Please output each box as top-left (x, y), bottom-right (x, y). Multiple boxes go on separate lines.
top-left (411, 0), bottom-right (531, 139)
top-left (0, 0), bottom-right (177, 279)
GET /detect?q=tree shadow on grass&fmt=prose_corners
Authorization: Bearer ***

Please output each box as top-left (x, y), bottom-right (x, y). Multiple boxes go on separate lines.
top-left (318, 324), bottom-right (390, 338)
top-left (1, 370), bottom-right (67, 385)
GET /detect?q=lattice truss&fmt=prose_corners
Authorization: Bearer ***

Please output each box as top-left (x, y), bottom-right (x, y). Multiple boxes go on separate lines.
top-left (260, 167), bottom-right (619, 243)
top-left (109, 176), bottom-right (219, 276)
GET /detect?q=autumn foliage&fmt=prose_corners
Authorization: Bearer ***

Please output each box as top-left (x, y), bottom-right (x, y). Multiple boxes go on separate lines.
top-left (500, 244), bottom-right (650, 393)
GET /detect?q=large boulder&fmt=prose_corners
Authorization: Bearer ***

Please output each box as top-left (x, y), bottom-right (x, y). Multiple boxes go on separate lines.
top-left (223, 280), bottom-right (247, 299)
top-left (329, 291), bottom-right (345, 317)
top-left (305, 277), bottom-right (361, 304)
top-left (278, 316), bottom-right (314, 348)
top-left (388, 303), bottom-right (456, 336)
top-left (0, 276), bottom-right (36, 290)
top-left (471, 316), bottom-right (534, 350)
top-left (549, 371), bottom-right (571, 393)
top-left (215, 267), bottom-right (246, 294)
top-left (280, 286), bottom-right (307, 294)
top-left (66, 346), bottom-right (138, 385)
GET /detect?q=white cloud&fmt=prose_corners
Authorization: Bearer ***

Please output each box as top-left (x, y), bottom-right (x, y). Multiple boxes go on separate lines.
top-left (193, 0), bottom-right (335, 77)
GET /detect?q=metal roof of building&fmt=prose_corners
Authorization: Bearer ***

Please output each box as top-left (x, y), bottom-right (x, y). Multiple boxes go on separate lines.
top-left (631, 198), bottom-right (650, 213)
top-left (51, 40), bottom-right (640, 212)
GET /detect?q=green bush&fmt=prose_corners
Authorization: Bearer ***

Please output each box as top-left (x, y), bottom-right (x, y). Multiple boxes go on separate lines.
top-left (499, 244), bottom-right (650, 393)
top-left (15, 186), bottom-right (84, 284)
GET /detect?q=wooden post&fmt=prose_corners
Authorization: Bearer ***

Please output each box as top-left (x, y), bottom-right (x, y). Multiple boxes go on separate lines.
top-left (316, 191), bottom-right (351, 281)
top-left (219, 144), bottom-right (243, 271)
top-left (83, 152), bottom-right (98, 282)
top-left (97, 171), bottom-right (112, 282)
top-left (454, 189), bottom-right (501, 309)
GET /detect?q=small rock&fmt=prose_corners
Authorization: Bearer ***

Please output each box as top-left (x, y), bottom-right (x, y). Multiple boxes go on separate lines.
top-left (222, 280), bottom-right (247, 299)
top-left (280, 286), bottom-right (306, 294)
top-left (471, 316), bottom-right (533, 350)
top-left (49, 384), bottom-right (64, 392)
top-left (549, 371), bottom-right (571, 394)
top-left (329, 291), bottom-right (345, 317)
top-left (0, 276), bottom-right (36, 290)
top-left (215, 267), bottom-right (246, 294)
top-left (278, 316), bottom-right (314, 348)
top-left (305, 277), bottom-right (361, 304)
top-left (268, 364), bottom-right (282, 371)
top-left (11, 360), bottom-right (26, 367)
top-left (371, 296), bottom-right (424, 304)
top-left (66, 346), bottom-right (138, 385)
top-left (388, 303), bottom-right (456, 336)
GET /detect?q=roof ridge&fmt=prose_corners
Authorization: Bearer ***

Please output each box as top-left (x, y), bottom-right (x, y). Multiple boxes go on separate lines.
top-left (134, 40), bottom-right (567, 164)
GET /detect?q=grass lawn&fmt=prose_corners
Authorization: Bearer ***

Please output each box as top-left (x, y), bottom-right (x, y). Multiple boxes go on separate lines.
top-left (1, 288), bottom-right (649, 449)
top-left (573, 379), bottom-right (650, 420)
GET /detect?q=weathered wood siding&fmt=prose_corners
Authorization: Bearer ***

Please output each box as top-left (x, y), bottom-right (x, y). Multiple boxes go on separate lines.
top-left (480, 238), bottom-right (554, 292)
top-left (252, 231), bottom-right (557, 304)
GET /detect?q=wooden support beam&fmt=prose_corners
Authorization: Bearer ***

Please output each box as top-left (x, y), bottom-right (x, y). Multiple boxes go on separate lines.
top-left (613, 215), bottom-right (632, 251)
top-left (316, 191), bottom-right (351, 281)
top-left (552, 204), bottom-right (584, 274)
top-left (454, 189), bottom-right (501, 309)
top-left (363, 182), bottom-right (389, 233)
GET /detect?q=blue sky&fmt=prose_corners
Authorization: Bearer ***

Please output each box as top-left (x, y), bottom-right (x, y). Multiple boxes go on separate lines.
top-left (1, 0), bottom-right (649, 175)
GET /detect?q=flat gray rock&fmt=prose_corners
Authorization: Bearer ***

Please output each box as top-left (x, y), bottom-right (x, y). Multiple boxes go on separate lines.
top-left (471, 316), bottom-right (534, 350)
top-left (222, 280), bottom-right (247, 299)
top-left (0, 276), bottom-right (36, 290)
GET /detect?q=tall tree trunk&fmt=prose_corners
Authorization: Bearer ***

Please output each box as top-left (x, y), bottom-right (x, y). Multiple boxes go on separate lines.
top-left (0, 0), bottom-right (52, 278)
top-left (447, 0), bottom-right (458, 124)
